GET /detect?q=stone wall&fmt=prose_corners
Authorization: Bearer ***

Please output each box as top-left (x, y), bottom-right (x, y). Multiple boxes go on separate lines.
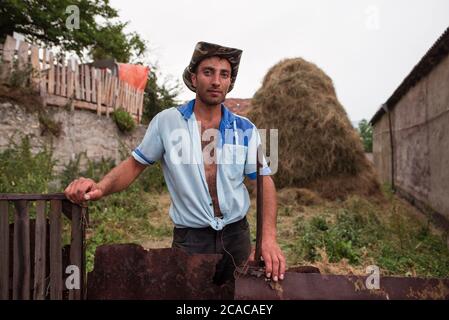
top-left (0, 102), bottom-right (147, 173)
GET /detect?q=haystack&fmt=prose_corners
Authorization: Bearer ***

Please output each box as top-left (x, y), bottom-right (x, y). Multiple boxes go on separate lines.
top-left (249, 58), bottom-right (380, 200)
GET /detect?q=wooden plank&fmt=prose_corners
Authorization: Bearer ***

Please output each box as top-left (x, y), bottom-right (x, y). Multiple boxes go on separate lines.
top-left (13, 200), bottom-right (30, 300)
top-left (50, 200), bottom-right (62, 300)
top-left (109, 76), bottom-right (116, 111)
top-left (81, 207), bottom-right (87, 299)
top-left (74, 100), bottom-right (97, 111)
top-left (74, 59), bottom-right (80, 100)
top-left (140, 92), bottom-right (144, 122)
top-left (130, 85), bottom-right (134, 113)
top-left (105, 73), bottom-right (113, 117)
top-left (109, 73), bottom-right (114, 108)
top-left (110, 76), bottom-right (115, 110)
top-left (55, 57), bottom-right (60, 96)
top-left (0, 193), bottom-right (67, 201)
top-left (116, 81), bottom-right (122, 109)
top-left (104, 73), bottom-right (109, 107)
top-left (69, 205), bottom-right (82, 300)
top-left (124, 83), bottom-right (129, 112)
top-left (2, 36), bottom-right (16, 61)
top-left (122, 82), bottom-right (126, 110)
top-left (136, 93), bottom-right (141, 123)
top-left (123, 83), bottom-right (128, 112)
top-left (0, 201), bottom-right (9, 300)
top-left (84, 65), bottom-right (91, 102)
top-left (133, 88), bottom-right (136, 115)
top-left (91, 68), bottom-right (96, 103)
top-left (132, 88), bottom-right (136, 116)
top-left (39, 49), bottom-right (47, 96)
top-left (96, 73), bottom-right (102, 116)
top-left (30, 46), bottom-right (40, 91)
top-left (79, 63), bottom-right (85, 100)
top-left (129, 85), bottom-right (133, 113)
top-left (1, 36), bottom-right (16, 81)
top-left (128, 85), bottom-right (132, 113)
top-left (61, 56), bottom-right (66, 97)
top-left (103, 71), bottom-right (109, 106)
top-left (47, 52), bottom-right (55, 95)
top-left (66, 59), bottom-right (74, 102)
top-left (111, 77), bottom-right (118, 111)
top-left (41, 48), bottom-right (47, 70)
top-left (45, 95), bottom-right (97, 112)
top-left (17, 41), bottom-right (29, 71)
top-left (33, 200), bottom-right (46, 300)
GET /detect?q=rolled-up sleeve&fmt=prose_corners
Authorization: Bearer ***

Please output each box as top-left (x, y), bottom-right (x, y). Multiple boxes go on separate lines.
top-left (132, 113), bottom-right (164, 165)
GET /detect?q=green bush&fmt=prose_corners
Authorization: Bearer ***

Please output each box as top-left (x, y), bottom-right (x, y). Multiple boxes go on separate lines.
top-left (357, 119), bottom-right (373, 153)
top-left (0, 137), bottom-right (168, 272)
top-left (0, 136), bottom-right (56, 193)
top-left (38, 111), bottom-right (62, 137)
top-left (112, 108), bottom-right (136, 133)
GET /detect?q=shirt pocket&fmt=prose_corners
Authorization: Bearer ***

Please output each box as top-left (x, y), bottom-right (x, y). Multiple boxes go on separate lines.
top-left (221, 144), bottom-right (246, 180)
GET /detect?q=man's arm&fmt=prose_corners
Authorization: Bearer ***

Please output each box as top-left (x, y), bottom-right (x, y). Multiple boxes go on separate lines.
top-left (248, 175), bottom-right (286, 282)
top-left (64, 156), bottom-right (147, 204)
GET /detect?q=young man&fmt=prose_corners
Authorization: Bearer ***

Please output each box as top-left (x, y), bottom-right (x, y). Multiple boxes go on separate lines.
top-left (64, 42), bottom-right (285, 284)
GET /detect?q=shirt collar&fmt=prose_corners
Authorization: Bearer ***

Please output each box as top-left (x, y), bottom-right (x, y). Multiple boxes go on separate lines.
top-left (178, 99), bottom-right (235, 129)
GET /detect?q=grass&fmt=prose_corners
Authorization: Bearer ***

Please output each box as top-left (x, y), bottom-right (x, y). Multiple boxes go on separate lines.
top-left (1, 137), bottom-right (448, 277)
top-left (249, 192), bottom-right (449, 278)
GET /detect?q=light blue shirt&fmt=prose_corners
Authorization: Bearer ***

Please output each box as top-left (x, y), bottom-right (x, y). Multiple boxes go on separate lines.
top-left (132, 99), bottom-right (271, 230)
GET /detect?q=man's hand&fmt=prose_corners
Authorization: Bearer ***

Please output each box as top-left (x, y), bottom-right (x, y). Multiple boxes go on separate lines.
top-left (64, 177), bottom-right (104, 204)
top-left (261, 239), bottom-right (286, 282)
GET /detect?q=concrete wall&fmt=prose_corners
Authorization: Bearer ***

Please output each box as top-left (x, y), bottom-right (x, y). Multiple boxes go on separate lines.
top-left (373, 53), bottom-right (449, 223)
top-left (0, 102), bottom-right (147, 173)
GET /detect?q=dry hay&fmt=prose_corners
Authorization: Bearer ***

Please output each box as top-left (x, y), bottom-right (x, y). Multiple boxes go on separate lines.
top-left (277, 188), bottom-right (323, 206)
top-left (249, 58), bottom-right (380, 200)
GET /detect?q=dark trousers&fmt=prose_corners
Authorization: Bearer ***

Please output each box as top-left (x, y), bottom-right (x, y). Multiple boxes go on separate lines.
top-left (172, 217), bottom-right (251, 285)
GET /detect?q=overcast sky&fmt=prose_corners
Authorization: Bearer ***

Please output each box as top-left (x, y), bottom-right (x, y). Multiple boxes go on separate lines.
top-left (110, 0), bottom-right (449, 122)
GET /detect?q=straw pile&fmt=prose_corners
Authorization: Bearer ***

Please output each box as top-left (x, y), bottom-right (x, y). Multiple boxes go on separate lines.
top-left (248, 58), bottom-right (380, 200)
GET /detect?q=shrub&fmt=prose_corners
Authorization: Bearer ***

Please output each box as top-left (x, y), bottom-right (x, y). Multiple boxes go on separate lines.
top-left (38, 111), bottom-right (62, 137)
top-left (0, 136), bottom-right (56, 193)
top-left (112, 108), bottom-right (136, 132)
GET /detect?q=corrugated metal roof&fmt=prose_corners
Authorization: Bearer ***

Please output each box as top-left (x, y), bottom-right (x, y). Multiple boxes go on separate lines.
top-left (370, 26), bottom-right (449, 125)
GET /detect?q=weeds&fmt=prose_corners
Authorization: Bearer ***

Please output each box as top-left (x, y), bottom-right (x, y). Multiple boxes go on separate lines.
top-left (291, 196), bottom-right (449, 277)
top-left (1, 138), bottom-right (448, 277)
top-left (112, 107), bottom-right (136, 133)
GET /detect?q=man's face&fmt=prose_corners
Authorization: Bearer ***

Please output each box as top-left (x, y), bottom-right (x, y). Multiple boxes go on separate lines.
top-left (191, 56), bottom-right (232, 107)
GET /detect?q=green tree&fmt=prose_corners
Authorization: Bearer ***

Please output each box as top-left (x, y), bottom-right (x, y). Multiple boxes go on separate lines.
top-left (0, 0), bottom-right (146, 63)
top-left (142, 68), bottom-right (181, 123)
top-left (357, 119), bottom-right (373, 153)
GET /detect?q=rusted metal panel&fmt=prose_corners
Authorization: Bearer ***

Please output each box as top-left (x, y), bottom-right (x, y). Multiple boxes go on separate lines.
top-left (87, 245), bottom-right (233, 300)
top-left (235, 272), bottom-right (449, 300)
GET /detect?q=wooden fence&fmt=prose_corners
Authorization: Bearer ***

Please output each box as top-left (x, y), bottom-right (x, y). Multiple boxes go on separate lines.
top-left (0, 36), bottom-right (144, 123)
top-left (0, 193), bottom-right (87, 300)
